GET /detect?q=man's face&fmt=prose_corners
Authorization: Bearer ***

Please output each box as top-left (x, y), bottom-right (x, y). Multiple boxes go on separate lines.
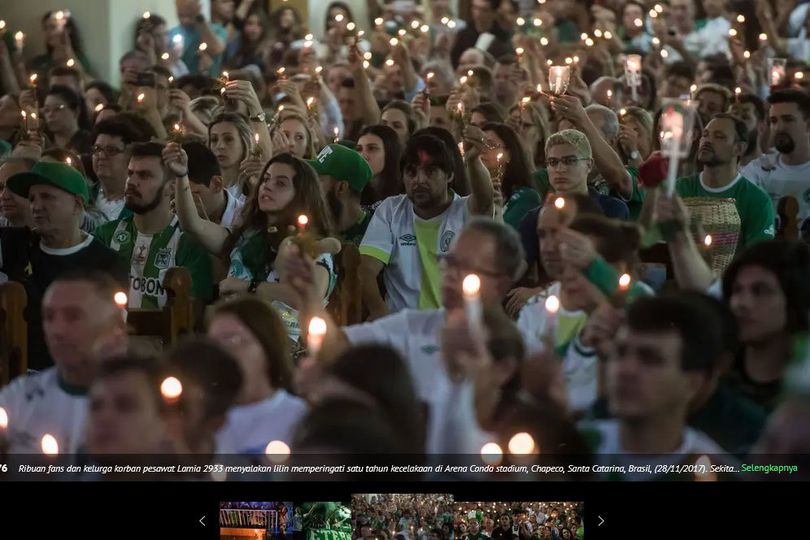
top-left (189, 180), bottom-right (222, 220)
top-left (87, 370), bottom-right (166, 455)
top-left (697, 117), bottom-right (739, 167)
top-left (382, 108), bottom-right (409, 147)
top-left (469, 521), bottom-right (480, 534)
top-left (430, 106), bottom-right (450, 129)
top-left (49, 75), bottom-right (80, 94)
top-left (670, 0), bottom-right (694, 25)
top-left (499, 516), bottom-right (510, 528)
top-left (441, 229), bottom-right (508, 310)
top-left (29, 184), bottom-right (80, 235)
top-left (338, 86), bottom-right (358, 122)
top-left (0, 162), bottom-right (33, 225)
top-left (546, 143), bottom-right (590, 194)
top-left (92, 134), bottom-right (130, 183)
top-left (126, 156), bottom-right (168, 214)
top-left (769, 101), bottom-right (809, 156)
top-left (43, 281), bottom-right (118, 372)
top-left (403, 156), bottom-right (451, 210)
top-left (608, 326), bottom-right (697, 420)
top-left (729, 265), bottom-right (788, 345)
top-left (458, 49), bottom-right (485, 71)
top-left (471, 0), bottom-right (496, 30)
top-left (493, 63), bottom-right (517, 108)
top-left (730, 102), bottom-right (760, 134)
top-left (696, 90), bottom-right (727, 123)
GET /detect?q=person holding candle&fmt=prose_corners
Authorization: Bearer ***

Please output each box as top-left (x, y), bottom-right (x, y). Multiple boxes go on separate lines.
top-left (450, 0), bottom-right (513, 68)
top-left (729, 93), bottom-right (768, 167)
top-left (223, 6), bottom-right (273, 73)
top-left (277, 110), bottom-right (317, 159)
top-left (208, 112), bottom-right (254, 202)
top-left (506, 100), bottom-right (549, 169)
top-left (41, 85), bottom-right (92, 155)
top-left (29, 11), bottom-right (93, 80)
top-left (0, 271), bottom-right (127, 454)
top-left (169, 0), bottom-right (228, 77)
top-left (619, 1), bottom-right (653, 53)
top-left (206, 295), bottom-right (308, 454)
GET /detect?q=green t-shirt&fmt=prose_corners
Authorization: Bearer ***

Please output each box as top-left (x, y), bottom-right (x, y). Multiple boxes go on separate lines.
top-left (341, 210), bottom-right (373, 245)
top-left (94, 216), bottom-right (213, 309)
top-left (503, 187), bottom-right (542, 230)
top-left (675, 173), bottom-right (776, 248)
top-left (413, 216), bottom-right (442, 310)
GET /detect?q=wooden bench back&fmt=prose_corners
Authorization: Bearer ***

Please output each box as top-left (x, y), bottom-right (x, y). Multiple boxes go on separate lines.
top-left (125, 267), bottom-right (195, 347)
top-left (0, 281), bottom-right (27, 386)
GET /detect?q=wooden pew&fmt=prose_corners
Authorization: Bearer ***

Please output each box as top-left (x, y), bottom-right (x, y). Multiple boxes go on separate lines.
top-left (125, 267), bottom-right (195, 348)
top-left (325, 243), bottom-right (364, 326)
top-left (0, 281), bottom-right (27, 386)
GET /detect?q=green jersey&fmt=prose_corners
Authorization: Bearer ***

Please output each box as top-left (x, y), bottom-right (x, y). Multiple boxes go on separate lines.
top-left (94, 215), bottom-right (213, 309)
top-left (503, 186), bottom-right (542, 230)
top-left (675, 173), bottom-right (775, 248)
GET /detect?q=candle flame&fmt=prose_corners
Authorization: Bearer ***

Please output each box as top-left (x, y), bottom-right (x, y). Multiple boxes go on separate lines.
top-left (426, 72), bottom-right (435, 81)
top-left (66, 58), bottom-right (75, 67)
top-left (254, 132), bottom-right (260, 145)
top-left (65, 157), bottom-right (72, 166)
top-left (161, 52), bottom-right (170, 61)
top-left (0, 406), bottom-right (8, 429)
top-left (137, 93), bottom-right (145, 103)
top-left (728, 28), bottom-right (737, 37)
top-left (704, 234), bottom-right (713, 247)
top-left (516, 17), bottom-right (525, 26)
top-left (619, 273), bottom-right (632, 290)
top-left (265, 440), bottom-right (291, 462)
top-left (554, 197), bottom-right (565, 209)
top-left (508, 432), bottom-right (537, 454)
top-left (462, 274), bottom-right (481, 297)
top-left (161, 376), bottom-right (183, 401)
top-left (545, 295), bottom-right (560, 314)
top-left (335, 14), bottom-right (344, 22)
top-left (41, 434), bottom-right (59, 455)
top-left (347, 22), bottom-right (356, 31)
top-left (198, 42), bottom-right (208, 52)
top-left (143, 11), bottom-right (151, 19)
top-left (389, 37), bottom-right (398, 47)
top-left (737, 14), bottom-right (745, 23)
top-left (308, 316), bottom-right (327, 336)
top-left (297, 214), bottom-right (309, 228)
top-left (634, 18), bottom-right (643, 28)
top-left (480, 442), bottom-right (503, 465)
top-left (375, 17), bottom-right (384, 26)
top-left (30, 73), bottom-right (38, 84)
top-left (114, 291), bottom-right (128, 307)
top-left (459, 76), bottom-right (468, 85)
top-left (759, 33), bottom-right (767, 41)
top-left (385, 59), bottom-right (395, 67)
top-left (743, 50), bottom-right (751, 59)
top-left (604, 31), bottom-right (613, 40)
top-left (515, 47), bottom-right (524, 56)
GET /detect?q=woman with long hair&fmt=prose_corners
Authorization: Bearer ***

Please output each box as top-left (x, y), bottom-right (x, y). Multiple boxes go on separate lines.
top-left (207, 294), bottom-right (308, 453)
top-left (170, 147), bottom-right (336, 346)
top-left (508, 100), bottom-right (550, 168)
top-left (208, 112), bottom-right (253, 201)
top-left (224, 6), bottom-right (273, 72)
top-left (30, 10), bottom-right (92, 76)
top-left (42, 85), bottom-right (92, 154)
top-left (618, 106), bottom-right (654, 168)
top-left (268, 5), bottom-right (305, 66)
top-left (356, 125), bottom-right (404, 206)
top-left (478, 122), bottom-right (541, 230)
top-left (381, 100), bottom-right (419, 148)
top-left (277, 109), bottom-right (317, 159)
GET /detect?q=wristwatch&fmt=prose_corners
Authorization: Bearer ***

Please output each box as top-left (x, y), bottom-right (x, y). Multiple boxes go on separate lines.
top-left (249, 111), bottom-right (266, 123)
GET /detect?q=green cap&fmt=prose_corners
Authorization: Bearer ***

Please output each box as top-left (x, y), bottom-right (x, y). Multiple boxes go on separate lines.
top-left (8, 161), bottom-right (90, 204)
top-left (307, 144), bottom-right (372, 193)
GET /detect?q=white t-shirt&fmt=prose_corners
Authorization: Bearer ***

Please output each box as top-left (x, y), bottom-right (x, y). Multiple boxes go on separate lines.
top-left (215, 390), bottom-right (308, 454)
top-left (0, 368), bottom-right (88, 454)
top-left (359, 194), bottom-right (471, 313)
top-left (741, 152), bottom-right (810, 232)
top-left (688, 17), bottom-right (731, 59)
top-left (582, 419), bottom-right (729, 481)
top-left (94, 190), bottom-right (126, 222)
top-left (220, 189), bottom-right (244, 229)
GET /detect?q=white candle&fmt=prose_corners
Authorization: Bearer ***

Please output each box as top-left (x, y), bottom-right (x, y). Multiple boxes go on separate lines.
top-left (544, 295), bottom-right (560, 339)
top-left (660, 105), bottom-right (685, 196)
top-left (462, 274), bottom-right (482, 326)
top-left (333, 126), bottom-right (340, 142)
top-left (308, 316), bottom-right (327, 356)
top-left (114, 290), bottom-right (128, 321)
top-left (507, 432), bottom-right (536, 454)
top-left (14, 31), bottom-right (24, 53)
top-left (625, 54), bottom-right (642, 103)
top-left (548, 66), bottom-right (570, 95)
top-left (160, 376), bottom-right (183, 404)
top-left (41, 433), bottom-right (59, 455)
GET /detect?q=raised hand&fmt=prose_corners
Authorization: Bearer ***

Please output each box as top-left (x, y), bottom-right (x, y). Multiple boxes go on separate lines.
top-left (162, 142), bottom-right (189, 177)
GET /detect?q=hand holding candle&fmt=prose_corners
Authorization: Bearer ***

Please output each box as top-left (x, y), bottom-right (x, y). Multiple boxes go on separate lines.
top-left (307, 316), bottom-right (327, 356)
top-left (548, 66), bottom-right (570, 95)
top-left (462, 274), bottom-right (483, 327)
top-left (161, 376), bottom-right (183, 405)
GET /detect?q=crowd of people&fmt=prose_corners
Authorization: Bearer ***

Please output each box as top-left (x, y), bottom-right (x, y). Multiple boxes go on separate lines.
top-left (352, 494), bottom-right (454, 540)
top-left (1, 0), bottom-right (810, 479)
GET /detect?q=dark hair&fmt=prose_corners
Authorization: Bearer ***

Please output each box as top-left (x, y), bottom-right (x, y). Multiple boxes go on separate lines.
top-left (472, 102), bottom-right (504, 124)
top-left (115, 112), bottom-right (158, 140)
top-left (468, 66), bottom-right (494, 96)
top-left (50, 269), bottom-right (124, 302)
top-left (135, 12), bottom-right (167, 51)
top-left (569, 214), bottom-right (641, 273)
top-left (130, 141), bottom-right (164, 160)
top-left (382, 100), bottom-right (418, 136)
top-left (175, 74), bottom-right (219, 97)
top-left (231, 6), bottom-right (272, 68)
top-left (722, 239), bottom-right (810, 334)
top-left (736, 93), bottom-right (766, 122)
top-left (95, 354), bottom-right (166, 412)
top-left (146, 65), bottom-right (173, 81)
top-left (665, 61), bottom-right (695, 81)
top-left (46, 84), bottom-right (82, 112)
top-left (208, 295), bottom-right (293, 389)
top-left (465, 217), bottom-right (526, 280)
top-left (623, 1), bottom-right (646, 15)
top-left (326, 345), bottom-right (424, 453)
top-left (767, 88), bottom-right (810, 119)
top-left (708, 112), bottom-right (749, 144)
top-left (42, 10), bottom-right (85, 58)
top-left (294, 399), bottom-right (400, 454)
top-left (401, 133), bottom-right (455, 178)
top-left (415, 126), bottom-right (470, 196)
top-left (481, 122), bottom-right (533, 199)
top-left (92, 117), bottom-right (146, 146)
top-left (358, 124), bottom-right (403, 204)
top-left (84, 81), bottom-right (119, 105)
top-left (678, 291), bottom-right (739, 361)
top-left (626, 295), bottom-right (724, 372)
top-left (183, 141), bottom-right (221, 187)
top-left (164, 338), bottom-right (243, 420)
top-left (48, 66), bottom-right (81, 86)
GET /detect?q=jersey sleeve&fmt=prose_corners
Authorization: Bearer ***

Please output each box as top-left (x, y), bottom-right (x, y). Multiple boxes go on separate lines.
top-left (178, 234), bottom-right (214, 302)
top-left (92, 220), bottom-right (115, 246)
top-left (503, 188), bottom-right (542, 230)
top-left (359, 200), bottom-right (394, 265)
top-left (344, 309), bottom-right (411, 355)
top-left (740, 181), bottom-right (777, 246)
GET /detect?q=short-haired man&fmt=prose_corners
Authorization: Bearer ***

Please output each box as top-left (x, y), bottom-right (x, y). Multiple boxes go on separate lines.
top-left (47, 66), bottom-right (82, 94)
top-left (358, 134), bottom-right (493, 317)
top-left (184, 141), bottom-right (244, 228)
top-left (581, 295), bottom-right (730, 479)
top-left (741, 89), bottom-right (810, 236)
top-left (0, 272), bottom-right (127, 454)
top-left (694, 83), bottom-right (731, 126)
top-left (7, 162), bottom-right (128, 368)
top-left (730, 93), bottom-right (768, 166)
top-left (94, 142), bottom-right (213, 309)
top-left (91, 117), bottom-right (146, 222)
top-left (308, 144), bottom-right (373, 245)
top-left (675, 113), bottom-right (775, 248)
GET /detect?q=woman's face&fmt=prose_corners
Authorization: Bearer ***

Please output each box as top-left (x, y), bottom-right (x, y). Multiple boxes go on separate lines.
top-left (0, 95), bottom-right (21, 128)
top-left (621, 115), bottom-right (652, 158)
top-left (209, 121), bottom-right (244, 169)
top-left (258, 161), bottom-right (297, 213)
top-left (381, 108), bottom-right (409, 146)
top-left (357, 133), bottom-right (386, 175)
top-left (42, 94), bottom-right (77, 134)
top-left (280, 118), bottom-right (309, 158)
top-left (43, 17), bottom-right (64, 47)
top-left (208, 313), bottom-right (268, 403)
top-left (729, 265), bottom-right (788, 345)
top-left (481, 130), bottom-right (510, 171)
top-left (328, 7), bottom-right (350, 32)
top-left (244, 14), bottom-right (264, 42)
top-left (84, 87), bottom-right (108, 114)
top-left (280, 8), bottom-right (296, 29)
top-left (213, 0), bottom-right (236, 22)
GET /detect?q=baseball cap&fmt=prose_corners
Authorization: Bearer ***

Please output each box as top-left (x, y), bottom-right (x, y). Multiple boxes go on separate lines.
top-left (307, 144), bottom-right (372, 193)
top-left (8, 161), bottom-right (90, 204)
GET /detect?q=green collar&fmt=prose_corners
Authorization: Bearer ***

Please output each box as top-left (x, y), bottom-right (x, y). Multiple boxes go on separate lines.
top-left (57, 373), bottom-right (89, 396)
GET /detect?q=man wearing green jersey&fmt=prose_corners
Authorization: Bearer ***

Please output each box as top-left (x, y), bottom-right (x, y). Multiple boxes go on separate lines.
top-left (675, 113), bottom-right (775, 248)
top-left (94, 142), bottom-right (213, 309)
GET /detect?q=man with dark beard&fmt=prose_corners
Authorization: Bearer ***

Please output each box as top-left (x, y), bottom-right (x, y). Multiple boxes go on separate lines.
top-left (730, 94), bottom-right (767, 167)
top-left (94, 142), bottom-right (213, 309)
top-left (674, 114), bottom-right (774, 248)
top-left (742, 89), bottom-right (810, 236)
top-left (307, 144), bottom-right (373, 245)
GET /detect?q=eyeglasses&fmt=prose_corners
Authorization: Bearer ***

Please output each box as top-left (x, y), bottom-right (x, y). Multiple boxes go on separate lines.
top-left (92, 145), bottom-right (127, 157)
top-left (439, 254), bottom-right (504, 279)
top-left (41, 104), bottom-right (67, 114)
top-left (546, 156), bottom-right (589, 169)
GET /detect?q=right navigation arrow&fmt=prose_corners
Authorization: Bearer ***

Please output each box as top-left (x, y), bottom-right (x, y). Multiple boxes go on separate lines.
top-left (598, 515), bottom-right (605, 527)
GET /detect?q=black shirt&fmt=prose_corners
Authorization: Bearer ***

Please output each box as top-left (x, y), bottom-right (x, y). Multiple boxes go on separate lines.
top-left (450, 24), bottom-right (513, 68)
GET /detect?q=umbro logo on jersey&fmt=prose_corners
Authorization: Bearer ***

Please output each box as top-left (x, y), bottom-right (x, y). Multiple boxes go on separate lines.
top-left (399, 234), bottom-right (417, 246)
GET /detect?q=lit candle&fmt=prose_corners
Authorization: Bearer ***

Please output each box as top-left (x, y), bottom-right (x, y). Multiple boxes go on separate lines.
top-left (769, 58), bottom-right (787, 87)
top-left (410, 20), bottom-right (420, 30)
top-left (389, 37), bottom-right (398, 47)
top-left (347, 21), bottom-right (356, 32)
top-left (737, 14), bottom-right (745, 23)
top-left (198, 42), bottom-right (208, 53)
top-left (703, 234), bottom-right (713, 247)
top-left (276, 66), bottom-right (286, 80)
top-left (728, 28), bottom-right (737, 38)
top-left (0, 407), bottom-right (7, 430)
top-left (29, 73), bottom-right (38, 87)
top-left (462, 274), bottom-right (482, 326)
top-left (136, 93), bottom-right (145, 105)
top-left (459, 75), bottom-right (468, 86)
top-left (114, 290), bottom-right (128, 322)
top-left (458, 141), bottom-right (464, 157)
top-left (307, 316), bottom-right (327, 356)
top-left (515, 47), bottom-right (524, 63)
top-left (333, 126), bottom-right (340, 142)
top-left (41, 433), bottom-right (59, 456)
top-left (265, 440), bottom-right (291, 464)
top-left (520, 96), bottom-right (530, 111)
top-left (743, 50), bottom-right (751, 59)
top-left (604, 31), bottom-right (613, 40)
top-left (251, 132), bottom-right (262, 157)
top-left (161, 376), bottom-right (183, 405)
top-left (619, 273), bottom-right (631, 291)
top-left (172, 34), bottom-right (184, 54)
top-left (385, 58), bottom-right (395, 67)
top-left (21, 110), bottom-right (27, 130)
top-left (374, 17), bottom-right (384, 27)
top-left (0, 20), bottom-right (5, 34)
top-left (507, 432), bottom-right (536, 454)
top-left (306, 96), bottom-right (315, 112)
top-left (480, 442), bottom-right (503, 466)
top-left (66, 58), bottom-right (75, 68)
top-left (759, 33), bottom-right (768, 43)
top-left (161, 52), bottom-right (170, 61)
top-left (335, 13), bottom-right (344, 23)
top-left (65, 156), bottom-right (72, 166)
top-left (540, 37), bottom-right (549, 46)
top-left (14, 31), bottom-right (24, 53)
top-left (548, 66), bottom-right (570, 96)
top-left (544, 295), bottom-right (560, 339)
top-left (660, 104), bottom-right (686, 197)
top-left (143, 11), bottom-right (151, 19)
top-left (554, 196), bottom-right (565, 210)
top-left (296, 214), bottom-right (309, 231)
top-left (420, 24), bottom-right (429, 34)
top-left (625, 54), bottom-right (642, 103)
top-left (633, 17), bottom-right (643, 28)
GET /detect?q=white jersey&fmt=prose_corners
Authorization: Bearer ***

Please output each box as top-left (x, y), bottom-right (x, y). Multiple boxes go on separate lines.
top-left (741, 152), bottom-right (810, 233)
top-left (0, 368), bottom-right (88, 455)
top-left (215, 390), bottom-right (308, 454)
top-left (94, 190), bottom-right (126, 222)
top-left (359, 194), bottom-right (471, 313)
top-left (220, 189), bottom-right (244, 229)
